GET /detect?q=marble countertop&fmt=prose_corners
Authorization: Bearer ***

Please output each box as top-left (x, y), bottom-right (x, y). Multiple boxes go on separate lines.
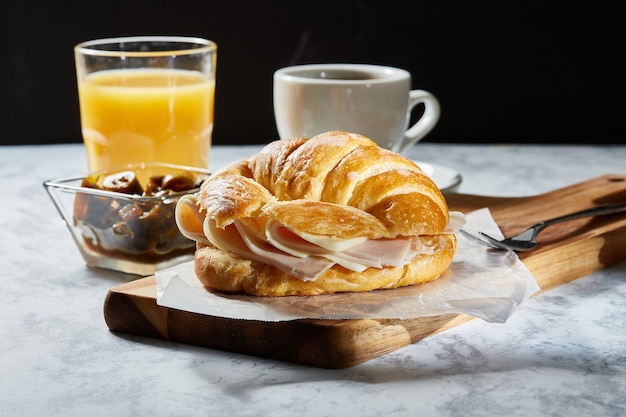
top-left (2, 142), bottom-right (625, 417)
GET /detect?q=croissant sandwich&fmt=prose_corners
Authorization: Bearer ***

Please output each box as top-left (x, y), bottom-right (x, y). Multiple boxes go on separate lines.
top-left (175, 131), bottom-right (464, 296)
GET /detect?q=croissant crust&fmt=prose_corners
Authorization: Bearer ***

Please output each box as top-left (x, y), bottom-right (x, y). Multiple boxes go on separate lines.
top-left (192, 131), bottom-right (456, 296)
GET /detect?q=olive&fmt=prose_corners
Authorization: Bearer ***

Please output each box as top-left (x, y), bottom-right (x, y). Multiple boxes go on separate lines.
top-left (160, 174), bottom-right (197, 192)
top-left (145, 175), bottom-right (165, 196)
top-left (101, 171), bottom-right (144, 195)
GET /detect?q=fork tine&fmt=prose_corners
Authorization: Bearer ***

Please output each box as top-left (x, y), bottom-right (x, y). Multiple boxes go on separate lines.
top-left (477, 231), bottom-right (516, 251)
top-left (459, 229), bottom-right (503, 250)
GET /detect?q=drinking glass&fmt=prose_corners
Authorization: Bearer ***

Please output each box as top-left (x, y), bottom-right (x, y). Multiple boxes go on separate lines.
top-left (75, 36), bottom-right (217, 172)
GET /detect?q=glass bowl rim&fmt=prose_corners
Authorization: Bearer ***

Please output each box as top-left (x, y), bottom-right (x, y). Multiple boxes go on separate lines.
top-left (43, 162), bottom-right (211, 203)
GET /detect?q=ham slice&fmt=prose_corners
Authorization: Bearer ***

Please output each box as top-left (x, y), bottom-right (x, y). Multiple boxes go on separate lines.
top-left (175, 195), bottom-right (210, 245)
top-left (176, 197), bottom-right (464, 282)
top-left (265, 219), bottom-right (413, 273)
top-left (205, 219), bottom-right (334, 281)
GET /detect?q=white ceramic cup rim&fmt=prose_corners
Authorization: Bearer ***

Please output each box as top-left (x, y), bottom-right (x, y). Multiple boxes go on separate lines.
top-left (274, 64), bottom-right (410, 85)
top-left (75, 36), bottom-right (217, 57)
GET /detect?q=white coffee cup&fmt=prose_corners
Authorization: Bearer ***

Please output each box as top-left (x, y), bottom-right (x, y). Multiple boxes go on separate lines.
top-left (273, 63), bottom-right (440, 153)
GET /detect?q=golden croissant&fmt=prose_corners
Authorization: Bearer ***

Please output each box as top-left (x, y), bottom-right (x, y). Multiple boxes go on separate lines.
top-left (175, 131), bottom-right (463, 296)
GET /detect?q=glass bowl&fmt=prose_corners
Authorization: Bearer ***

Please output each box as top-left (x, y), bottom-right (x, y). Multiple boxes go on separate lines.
top-left (43, 162), bottom-right (210, 276)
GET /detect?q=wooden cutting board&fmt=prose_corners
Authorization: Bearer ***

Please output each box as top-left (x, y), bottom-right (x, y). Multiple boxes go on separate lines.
top-left (103, 174), bottom-right (626, 368)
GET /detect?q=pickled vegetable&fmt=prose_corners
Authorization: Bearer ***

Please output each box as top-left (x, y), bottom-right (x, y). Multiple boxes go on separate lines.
top-left (73, 170), bottom-right (203, 262)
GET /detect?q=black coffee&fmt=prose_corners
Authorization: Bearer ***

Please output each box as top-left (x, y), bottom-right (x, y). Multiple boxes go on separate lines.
top-left (295, 69), bottom-right (379, 80)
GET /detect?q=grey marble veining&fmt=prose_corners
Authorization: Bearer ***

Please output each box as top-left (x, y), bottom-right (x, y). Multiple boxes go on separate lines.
top-left (1, 143), bottom-right (625, 417)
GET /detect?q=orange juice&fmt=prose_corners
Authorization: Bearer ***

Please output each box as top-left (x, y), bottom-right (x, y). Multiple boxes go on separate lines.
top-left (78, 68), bottom-right (215, 171)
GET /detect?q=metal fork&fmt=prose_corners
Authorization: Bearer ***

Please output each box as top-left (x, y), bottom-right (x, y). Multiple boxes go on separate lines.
top-left (461, 203), bottom-right (626, 251)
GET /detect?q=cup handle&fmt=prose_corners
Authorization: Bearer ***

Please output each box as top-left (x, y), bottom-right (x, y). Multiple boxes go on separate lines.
top-left (398, 90), bottom-right (441, 153)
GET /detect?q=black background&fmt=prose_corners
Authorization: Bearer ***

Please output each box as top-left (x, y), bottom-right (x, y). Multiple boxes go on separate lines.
top-left (1, 0), bottom-right (623, 146)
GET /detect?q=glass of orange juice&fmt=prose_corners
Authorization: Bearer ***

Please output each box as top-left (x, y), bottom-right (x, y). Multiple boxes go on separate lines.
top-left (74, 36), bottom-right (217, 172)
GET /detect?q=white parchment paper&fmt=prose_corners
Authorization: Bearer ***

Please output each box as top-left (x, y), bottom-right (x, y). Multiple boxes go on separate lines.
top-left (155, 208), bottom-right (540, 323)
